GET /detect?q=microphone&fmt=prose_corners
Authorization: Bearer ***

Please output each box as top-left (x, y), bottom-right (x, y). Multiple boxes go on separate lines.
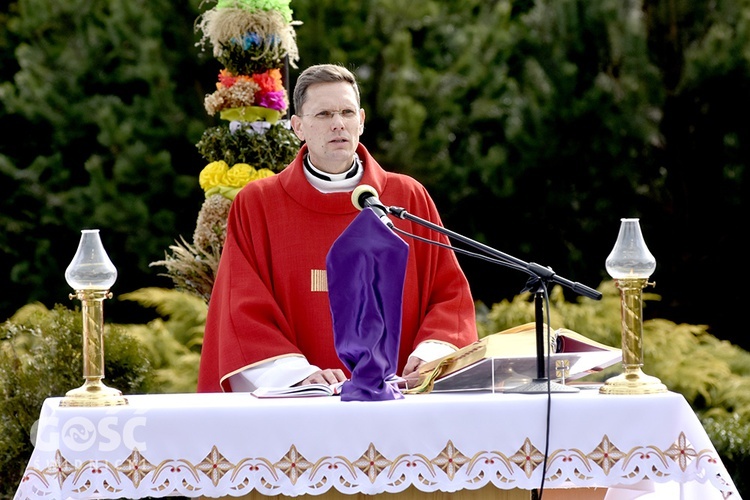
top-left (351, 184), bottom-right (394, 228)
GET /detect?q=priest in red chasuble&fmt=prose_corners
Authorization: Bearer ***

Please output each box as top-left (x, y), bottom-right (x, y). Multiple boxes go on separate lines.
top-left (198, 64), bottom-right (478, 393)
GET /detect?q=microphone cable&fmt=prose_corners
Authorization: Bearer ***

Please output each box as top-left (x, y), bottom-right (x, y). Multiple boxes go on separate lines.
top-left (539, 282), bottom-right (553, 499)
top-left (389, 226), bottom-right (528, 274)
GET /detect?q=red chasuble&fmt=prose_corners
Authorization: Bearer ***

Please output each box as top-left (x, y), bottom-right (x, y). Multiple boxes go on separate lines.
top-left (198, 144), bottom-right (478, 392)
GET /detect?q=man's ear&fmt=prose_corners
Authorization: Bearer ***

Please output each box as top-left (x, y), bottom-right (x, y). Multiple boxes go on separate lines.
top-left (291, 115), bottom-right (305, 141)
top-left (358, 108), bottom-right (365, 135)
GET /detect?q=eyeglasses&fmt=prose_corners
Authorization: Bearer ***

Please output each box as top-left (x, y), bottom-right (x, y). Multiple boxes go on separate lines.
top-left (300, 109), bottom-right (359, 121)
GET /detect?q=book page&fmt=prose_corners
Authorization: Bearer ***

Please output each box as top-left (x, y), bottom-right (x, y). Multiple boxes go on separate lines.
top-left (485, 323), bottom-right (617, 355)
top-left (251, 381), bottom-right (344, 398)
top-left (492, 322), bottom-right (557, 356)
top-left (555, 328), bottom-right (618, 353)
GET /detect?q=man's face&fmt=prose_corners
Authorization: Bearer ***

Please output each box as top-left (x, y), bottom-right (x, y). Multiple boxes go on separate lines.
top-left (291, 81), bottom-right (365, 174)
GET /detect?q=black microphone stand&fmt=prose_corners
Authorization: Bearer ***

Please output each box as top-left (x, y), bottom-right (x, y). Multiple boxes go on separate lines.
top-left (506, 281), bottom-right (579, 393)
top-left (387, 205), bottom-right (602, 394)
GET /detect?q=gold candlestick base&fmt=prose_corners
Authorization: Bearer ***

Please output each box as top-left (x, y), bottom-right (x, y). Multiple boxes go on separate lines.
top-left (60, 379), bottom-right (128, 407)
top-left (599, 367), bottom-right (667, 395)
top-left (599, 277), bottom-right (667, 396)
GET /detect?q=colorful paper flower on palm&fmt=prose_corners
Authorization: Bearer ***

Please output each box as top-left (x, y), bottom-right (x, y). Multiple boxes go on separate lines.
top-left (204, 79), bottom-right (260, 115)
top-left (205, 68), bottom-right (287, 119)
top-left (252, 69), bottom-right (286, 111)
top-left (217, 69), bottom-right (250, 88)
top-left (199, 160), bottom-right (275, 200)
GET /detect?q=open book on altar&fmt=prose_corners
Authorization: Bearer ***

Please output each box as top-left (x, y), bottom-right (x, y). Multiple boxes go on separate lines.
top-left (251, 381), bottom-right (344, 398)
top-left (411, 323), bottom-right (622, 393)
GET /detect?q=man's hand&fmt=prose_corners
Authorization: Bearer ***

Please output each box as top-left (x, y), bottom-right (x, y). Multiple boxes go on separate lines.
top-left (298, 368), bottom-right (347, 386)
top-left (401, 355), bottom-right (425, 378)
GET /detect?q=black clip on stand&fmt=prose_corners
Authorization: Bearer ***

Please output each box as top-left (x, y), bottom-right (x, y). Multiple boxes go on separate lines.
top-left (505, 277), bottom-right (579, 393)
top-left (387, 205), bottom-right (603, 394)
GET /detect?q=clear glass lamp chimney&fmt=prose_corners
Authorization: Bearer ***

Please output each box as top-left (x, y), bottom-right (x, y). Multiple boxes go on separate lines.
top-left (65, 229), bottom-right (118, 290)
top-left (605, 218), bottom-right (656, 279)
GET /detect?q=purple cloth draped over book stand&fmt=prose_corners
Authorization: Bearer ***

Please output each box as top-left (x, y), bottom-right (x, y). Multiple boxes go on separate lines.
top-left (326, 208), bottom-right (409, 401)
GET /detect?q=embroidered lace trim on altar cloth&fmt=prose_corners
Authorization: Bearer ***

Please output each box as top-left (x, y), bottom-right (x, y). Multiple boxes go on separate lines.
top-left (13, 392), bottom-right (740, 499)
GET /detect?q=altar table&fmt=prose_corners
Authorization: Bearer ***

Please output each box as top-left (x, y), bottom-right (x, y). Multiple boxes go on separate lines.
top-left (14, 390), bottom-right (740, 499)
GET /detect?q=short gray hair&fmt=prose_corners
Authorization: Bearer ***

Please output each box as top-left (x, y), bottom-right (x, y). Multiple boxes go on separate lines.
top-left (293, 64), bottom-right (360, 115)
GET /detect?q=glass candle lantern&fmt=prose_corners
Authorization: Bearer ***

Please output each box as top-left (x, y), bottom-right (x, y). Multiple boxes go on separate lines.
top-left (600, 219), bottom-right (666, 395)
top-left (60, 229), bottom-right (128, 407)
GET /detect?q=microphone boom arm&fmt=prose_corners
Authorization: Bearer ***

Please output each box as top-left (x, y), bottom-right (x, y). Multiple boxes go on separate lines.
top-left (387, 206), bottom-right (602, 301)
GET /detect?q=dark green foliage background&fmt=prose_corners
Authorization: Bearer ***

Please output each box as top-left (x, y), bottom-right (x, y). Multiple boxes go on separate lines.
top-left (2, 0), bottom-right (747, 350)
top-left (0, 0), bottom-right (217, 326)
top-left (2, 0), bottom-right (749, 497)
top-left (289, 0), bottom-right (750, 351)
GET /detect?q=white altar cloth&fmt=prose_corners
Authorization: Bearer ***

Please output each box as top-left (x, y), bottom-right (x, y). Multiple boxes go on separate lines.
top-left (14, 390), bottom-right (740, 499)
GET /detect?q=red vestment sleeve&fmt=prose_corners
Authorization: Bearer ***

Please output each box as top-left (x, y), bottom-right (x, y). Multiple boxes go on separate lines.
top-left (197, 188), bottom-right (303, 393)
